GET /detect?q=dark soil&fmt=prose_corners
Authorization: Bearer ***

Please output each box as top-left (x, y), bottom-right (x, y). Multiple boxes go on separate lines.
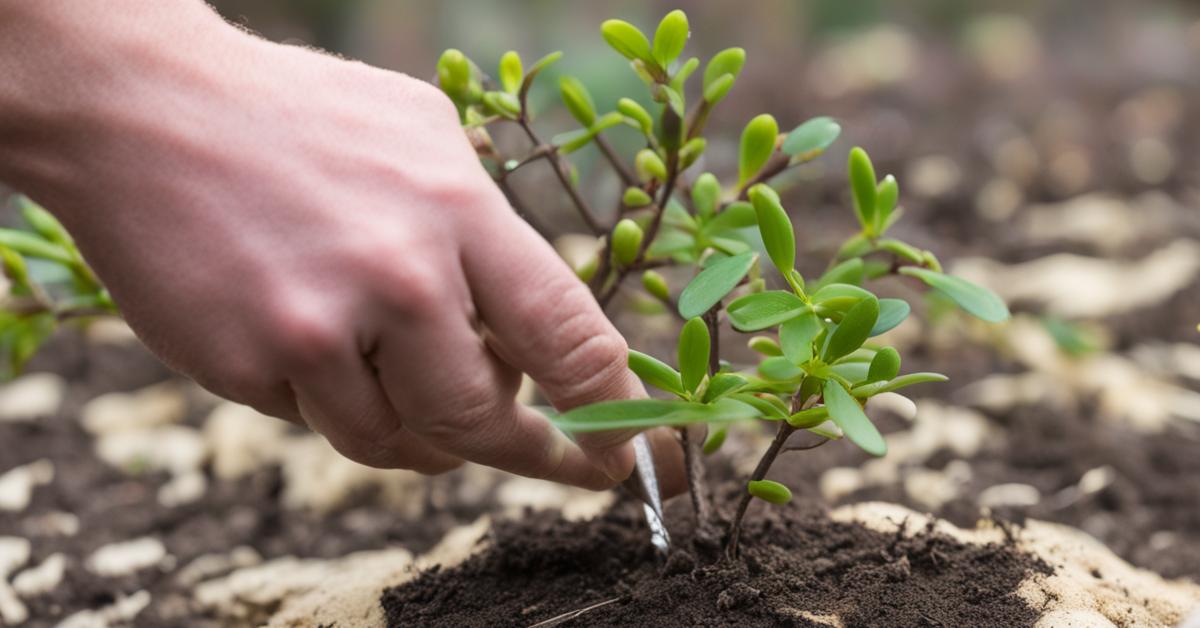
top-left (843, 401), bottom-right (1200, 582)
top-left (0, 340), bottom-right (493, 627)
top-left (382, 487), bottom-right (1050, 627)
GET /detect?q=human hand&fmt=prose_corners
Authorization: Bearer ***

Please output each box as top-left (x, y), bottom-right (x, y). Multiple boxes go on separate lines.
top-left (0, 3), bottom-right (683, 491)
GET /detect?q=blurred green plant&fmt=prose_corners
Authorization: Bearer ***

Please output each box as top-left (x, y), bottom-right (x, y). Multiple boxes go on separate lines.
top-left (0, 196), bottom-right (115, 379)
top-left (436, 9), bottom-right (1009, 558)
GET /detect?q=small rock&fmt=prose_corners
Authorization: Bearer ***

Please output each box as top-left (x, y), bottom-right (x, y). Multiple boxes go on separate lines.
top-left (95, 426), bottom-right (207, 476)
top-left (716, 582), bottom-right (760, 611)
top-left (0, 373), bottom-right (65, 422)
top-left (0, 536), bottom-right (31, 577)
top-left (87, 537), bottom-right (167, 577)
top-left (819, 467), bottom-right (865, 502)
top-left (157, 471), bottom-right (207, 508)
top-left (12, 553), bottom-right (66, 597)
top-left (979, 483), bottom-right (1042, 509)
top-left (23, 511), bottom-right (79, 537)
top-left (203, 403), bottom-right (288, 480)
top-left (176, 547), bottom-right (262, 588)
top-left (58, 590), bottom-right (151, 628)
top-left (0, 459), bottom-right (54, 512)
top-left (81, 382), bottom-right (187, 435)
top-left (0, 584), bottom-right (26, 625)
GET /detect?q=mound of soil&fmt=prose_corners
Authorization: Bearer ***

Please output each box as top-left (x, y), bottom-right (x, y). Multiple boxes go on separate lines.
top-left (382, 487), bottom-right (1049, 627)
top-left (847, 402), bottom-right (1200, 582)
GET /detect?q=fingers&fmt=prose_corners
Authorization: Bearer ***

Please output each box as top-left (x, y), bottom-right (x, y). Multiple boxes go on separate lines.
top-left (372, 300), bottom-right (621, 490)
top-left (458, 206), bottom-right (647, 475)
top-left (289, 344), bottom-right (463, 474)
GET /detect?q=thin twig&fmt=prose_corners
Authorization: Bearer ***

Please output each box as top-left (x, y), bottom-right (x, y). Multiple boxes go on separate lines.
top-left (725, 420), bottom-right (796, 560)
top-left (595, 135), bottom-right (636, 186)
top-left (597, 159), bottom-right (680, 308)
top-left (736, 152), bottom-right (791, 200)
top-left (782, 437), bottom-right (831, 453)
top-left (517, 118), bottom-right (603, 234)
top-left (526, 597), bottom-right (623, 628)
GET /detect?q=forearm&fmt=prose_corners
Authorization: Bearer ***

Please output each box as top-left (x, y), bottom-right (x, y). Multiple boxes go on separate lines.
top-left (0, 1), bottom-right (244, 211)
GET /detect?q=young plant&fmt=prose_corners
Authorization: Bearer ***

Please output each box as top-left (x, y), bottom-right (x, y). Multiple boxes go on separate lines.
top-left (0, 9), bottom-right (1010, 561)
top-left (437, 10), bottom-right (1009, 557)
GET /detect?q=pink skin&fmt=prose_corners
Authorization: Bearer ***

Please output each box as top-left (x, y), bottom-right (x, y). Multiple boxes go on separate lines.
top-left (0, 2), bottom-right (683, 492)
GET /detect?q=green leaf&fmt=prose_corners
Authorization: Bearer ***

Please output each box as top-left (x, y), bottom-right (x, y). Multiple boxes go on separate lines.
top-left (617, 98), bottom-right (653, 135)
top-left (702, 73), bottom-right (734, 104)
top-left (498, 51), bottom-right (523, 94)
top-left (601, 19), bottom-right (654, 64)
top-left (871, 299), bottom-right (911, 336)
top-left (757, 356), bottom-right (804, 381)
top-left (738, 114), bottom-right (778, 185)
top-left (691, 173), bottom-right (721, 218)
top-left (671, 57), bottom-right (699, 93)
top-left (812, 283), bottom-right (874, 313)
top-left (624, 187), bottom-right (653, 208)
top-left (787, 406), bottom-right (830, 429)
top-left (481, 91), bottom-right (521, 119)
top-left (781, 116), bottom-right (841, 160)
top-left (748, 336), bottom-right (782, 357)
top-left (647, 229), bottom-right (695, 258)
top-left (703, 47), bottom-right (745, 92)
top-left (748, 479), bottom-right (792, 504)
top-left (872, 372), bottom-right (948, 394)
top-left (0, 229), bottom-right (72, 265)
top-left (635, 149), bottom-right (667, 182)
top-left (779, 311), bottom-right (820, 366)
top-left (612, 219), bottom-right (644, 267)
top-left (652, 9), bottom-right (689, 67)
top-left (823, 295), bottom-right (879, 362)
top-left (628, 350), bottom-right (684, 396)
top-left (679, 137), bottom-right (706, 169)
top-left (815, 258), bottom-right (864, 291)
top-left (678, 251), bottom-right (755, 319)
top-left (823, 379), bottom-right (886, 456)
top-left (679, 317), bottom-right (710, 393)
top-left (729, 392), bottom-right (789, 420)
top-left (17, 197), bottom-right (72, 246)
top-left (641, 270), bottom-right (670, 302)
top-left (703, 201), bottom-right (756, 235)
top-left (702, 373), bottom-right (748, 403)
top-left (874, 175), bottom-right (898, 233)
top-left (899, 267), bottom-right (1010, 322)
top-left (520, 51), bottom-right (563, 101)
top-left (726, 290), bottom-right (807, 331)
top-left (552, 398), bottom-right (758, 432)
top-left (558, 76), bottom-right (596, 126)
top-left (749, 184), bottom-right (794, 275)
top-left (867, 347), bottom-right (901, 383)
top-left (878, 238), bottom-right (923, 264)
top-left (848, 147), bottom-right (877, 231)
top-left (436, 49), bottom-right (471, 101)
top-left (702, 426), bottom-right (728, 454)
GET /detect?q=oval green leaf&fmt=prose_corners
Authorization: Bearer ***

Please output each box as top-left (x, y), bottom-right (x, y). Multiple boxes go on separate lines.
top-left (601, 19), bottom-right (654, 63)
top-left (703, 47), bottom-right (745, 91)
top-left (867, 347), bottom-right (901, 383)
top-left (823, 296), bottom-right (880, 362)
top-left (552, 398), bottom-right (758, 432)
top-left (726, 290), bottom-right (807, 331)
top-left (871, 298), bottom-right (910, 336)
top-left (652, 10), bottom-right (689, 67)
top-left (748, 479), bottom-right (792, 504)
top-left (739, 114), bottom-right (778, 185)
top-left (678, 317), bottom-right (710, 393)
top-left (749, 184), bottom-right (794, 275)
top-left (848, 147), bottom-right (877, 231)
top-left (678, 251), bottom-right (756, 319)
top-left (498, 51), bottom-right (523, 94)
top-left (779, 311), bottom-right (820, 366)
top-left (627, 350), bottom-right (684, 396)
top-left (899, 267), bottom-right (1010, 322)
top-left (781, 116), bottom-right (841, 160)
top-left (823, 379), bottom-right (886, 457)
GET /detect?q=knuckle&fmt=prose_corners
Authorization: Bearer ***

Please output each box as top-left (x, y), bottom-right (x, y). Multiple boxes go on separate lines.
top-left (417, 384), bottom-right (499, 446)
top-left (269, 302), bottom-right (344, 369)
top-left (367, 255), bottom-right (453, 318)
